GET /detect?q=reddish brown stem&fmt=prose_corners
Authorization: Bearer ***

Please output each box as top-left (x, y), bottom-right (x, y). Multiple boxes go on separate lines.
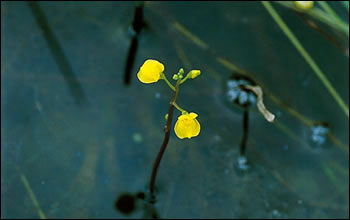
top-left (149, 80), bottom-right (180, 195)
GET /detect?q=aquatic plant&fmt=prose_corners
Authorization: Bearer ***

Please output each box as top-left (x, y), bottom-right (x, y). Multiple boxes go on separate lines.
top-left (137, 59), bottom-right (201, 195)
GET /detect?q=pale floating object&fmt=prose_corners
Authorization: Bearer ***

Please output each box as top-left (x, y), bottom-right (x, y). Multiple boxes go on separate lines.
top-left (243, 85), bottom-right (275, 122)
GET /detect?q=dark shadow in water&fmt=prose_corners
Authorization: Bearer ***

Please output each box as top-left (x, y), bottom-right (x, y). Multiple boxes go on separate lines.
top-left (123, 2), bottom-right (145, 86)
top-left (27, 2), bottom-right (88, 106)
top-left (115, 191), bottom-right (159, 219)
top-left (115, 193), bottom-right (136, 215)
top-left (132, 2), bottom-right (145, 34)
top-left (124, 36), bottom-right (139, 85)
top-left (240, 108), bottom-right (249, 156)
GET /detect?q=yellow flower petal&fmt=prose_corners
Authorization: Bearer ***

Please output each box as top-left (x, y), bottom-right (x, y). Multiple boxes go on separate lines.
top-left (295, 1), bottom-right (314, 10)
top-left (190, 70), bottom-right (201, 79)
top-left (188, 112), bottom-right (198, 119)
top-left (137, 59), bottom-right (165, 84)
top-left (174, 112), bottom-right (200, 139)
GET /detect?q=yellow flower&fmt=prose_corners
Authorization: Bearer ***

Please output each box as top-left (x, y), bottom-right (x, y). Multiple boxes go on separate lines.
top-left (295, 1), bottom-right (314, 10)
top-left (174, 112), bottom-right (200, 139)
top-left (137, 59), bottom-right (165, 83)
top-left (190, 70), bottom-right (201, 79)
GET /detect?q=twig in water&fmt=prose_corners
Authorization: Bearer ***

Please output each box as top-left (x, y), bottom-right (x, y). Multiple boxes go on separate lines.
top-left (244, 85), bottom-right (275, 122)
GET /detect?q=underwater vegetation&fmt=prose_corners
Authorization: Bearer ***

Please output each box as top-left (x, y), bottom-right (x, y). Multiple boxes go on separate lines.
top-left (1, 1), bottom-right (349, 219)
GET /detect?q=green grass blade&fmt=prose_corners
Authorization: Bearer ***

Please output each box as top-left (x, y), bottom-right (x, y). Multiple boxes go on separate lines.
top-left (261, 1), bottom-right (349, 118)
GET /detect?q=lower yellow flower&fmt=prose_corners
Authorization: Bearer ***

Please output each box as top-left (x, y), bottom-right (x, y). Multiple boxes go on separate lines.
top-left (174, 112), bottom-right (200, 139)
top-left (137, 59), bottom-right (165, 84)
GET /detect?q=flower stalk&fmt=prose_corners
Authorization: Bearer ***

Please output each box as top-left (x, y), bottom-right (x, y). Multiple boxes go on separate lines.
top-left (149, 79), bottom-right (181, 195)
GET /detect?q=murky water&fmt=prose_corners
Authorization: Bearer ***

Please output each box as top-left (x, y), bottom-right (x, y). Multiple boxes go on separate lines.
top-left (1, 1), bottom-right (349, 219)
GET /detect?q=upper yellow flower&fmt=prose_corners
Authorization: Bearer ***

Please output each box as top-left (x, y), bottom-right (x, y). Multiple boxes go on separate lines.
top-left (137, 59), bottom-right (164, 83)
top-left (295, 1), bottom-right (314, 10)
top-left (190, 70), bottom-right (201, 79)
top-left (174, 112), bottom-right (200, 139)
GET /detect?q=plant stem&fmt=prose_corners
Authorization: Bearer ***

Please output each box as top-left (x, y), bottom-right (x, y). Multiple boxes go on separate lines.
top-left (149, 80), bottom-right (180, 195)
top-left (301, 15), bottom-right (348, 55)
top-left (173, 102), bottom-right (186, 113)
top-left (262, 1), bottom-right (349, 118)
top-left (162, 74), bottom-right (175, 91)
top-left (180, 72), bottom-right (191, 84)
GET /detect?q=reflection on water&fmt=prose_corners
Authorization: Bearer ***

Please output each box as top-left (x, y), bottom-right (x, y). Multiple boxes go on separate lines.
top-left (226, 75), bottom-right (256, 107)
top-left (310, 123), bottom-right (329, 146)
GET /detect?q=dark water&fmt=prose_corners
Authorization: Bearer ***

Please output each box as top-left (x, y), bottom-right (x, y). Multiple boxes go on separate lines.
top-left (1, 1), bottom-right (349, 219)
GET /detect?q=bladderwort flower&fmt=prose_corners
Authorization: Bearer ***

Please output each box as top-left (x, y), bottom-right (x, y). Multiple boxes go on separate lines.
top-left (137, 59), bottom-right (165, 83)
top-left (174, 112), bottom-right (200, 139)
top-left (137, 58), bottom-right (201, 196)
